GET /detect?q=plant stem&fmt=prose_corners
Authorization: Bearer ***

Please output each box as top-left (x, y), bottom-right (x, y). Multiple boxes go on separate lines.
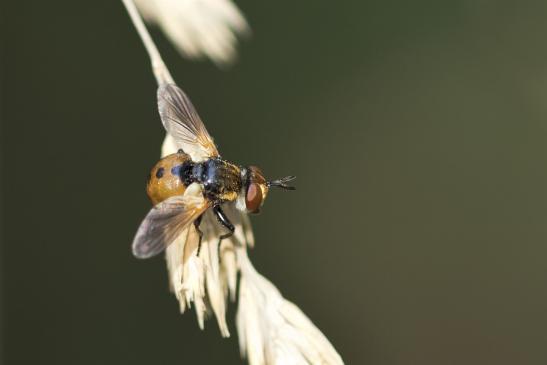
top-left (121, 0), bottom-right (173, 85)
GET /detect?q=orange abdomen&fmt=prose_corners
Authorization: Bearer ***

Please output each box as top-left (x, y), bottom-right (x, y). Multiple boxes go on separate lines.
top-left (146, 152), bottom-right (192, 205)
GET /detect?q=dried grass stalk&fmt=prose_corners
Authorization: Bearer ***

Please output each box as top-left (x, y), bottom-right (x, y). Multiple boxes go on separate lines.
top-left (123, 1), bottom-right (344, 363)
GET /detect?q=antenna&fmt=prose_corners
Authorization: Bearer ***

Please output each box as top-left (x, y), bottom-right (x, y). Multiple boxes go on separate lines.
top-left (267, 176), bottom-right (296, 190)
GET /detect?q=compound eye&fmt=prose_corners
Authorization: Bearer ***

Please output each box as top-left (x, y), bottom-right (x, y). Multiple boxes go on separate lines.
top-left (245, 183), bottom-right (263, 213)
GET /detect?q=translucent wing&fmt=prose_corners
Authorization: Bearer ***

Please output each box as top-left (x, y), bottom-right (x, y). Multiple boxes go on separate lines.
top-left (158, 84), bottom-right (219, 162)
top-left (132, 193), bottom-right (211, 259)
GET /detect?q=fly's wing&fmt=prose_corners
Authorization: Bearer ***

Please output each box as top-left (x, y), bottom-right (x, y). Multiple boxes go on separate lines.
top-left (132, 194), bottom-right (211, 259)
top-left (157, 84), bottom-right (219, 162)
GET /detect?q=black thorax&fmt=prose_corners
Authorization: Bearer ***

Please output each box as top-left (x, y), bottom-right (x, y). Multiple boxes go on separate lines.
top-left (175, 158), bottom-right (242, 201)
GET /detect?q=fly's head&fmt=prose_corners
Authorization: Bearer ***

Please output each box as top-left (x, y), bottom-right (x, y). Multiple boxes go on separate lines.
top-left (237, 165), bottom-right (295, 214)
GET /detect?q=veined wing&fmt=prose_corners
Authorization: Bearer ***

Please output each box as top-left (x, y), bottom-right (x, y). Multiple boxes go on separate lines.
top-left (132, 193), bottom-right (211, 259)
top-left (157, 84), bottom-right (219, 162)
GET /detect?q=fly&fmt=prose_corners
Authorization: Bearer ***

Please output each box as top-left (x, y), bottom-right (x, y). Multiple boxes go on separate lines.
top-left (132, 84), bottom-right (295, 259)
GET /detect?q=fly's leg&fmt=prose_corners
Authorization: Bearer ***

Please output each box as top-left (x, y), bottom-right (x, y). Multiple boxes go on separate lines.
top-left (194, 215), bottom-right (204, 257)
top-left (213, 204), bottom-right (235, 263)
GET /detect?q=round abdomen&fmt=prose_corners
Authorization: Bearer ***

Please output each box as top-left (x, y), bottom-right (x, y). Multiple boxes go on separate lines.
top-left (146, 152), bottom-right (191, 205)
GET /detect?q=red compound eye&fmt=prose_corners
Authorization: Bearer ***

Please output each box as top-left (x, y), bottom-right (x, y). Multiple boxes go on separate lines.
top-left (245, 183), bottom-right (263, 213)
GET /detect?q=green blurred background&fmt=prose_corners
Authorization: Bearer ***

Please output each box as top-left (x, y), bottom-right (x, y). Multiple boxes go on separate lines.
top-left (3, 1), bottom-right (547, 364)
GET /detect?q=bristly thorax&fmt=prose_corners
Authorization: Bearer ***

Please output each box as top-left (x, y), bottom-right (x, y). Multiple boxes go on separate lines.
top-left (187, 158), bottom-right (242, 202)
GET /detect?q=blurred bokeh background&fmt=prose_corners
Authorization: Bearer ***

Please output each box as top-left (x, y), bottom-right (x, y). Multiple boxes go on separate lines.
top-left (3, 1), bottom-right (547, 364)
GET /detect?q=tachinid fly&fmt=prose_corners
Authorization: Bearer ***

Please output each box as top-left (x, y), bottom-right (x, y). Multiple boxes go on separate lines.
top-left (132, 84), bottom-right (295, 259)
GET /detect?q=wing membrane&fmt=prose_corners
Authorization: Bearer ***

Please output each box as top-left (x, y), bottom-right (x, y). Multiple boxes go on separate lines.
top-left (132, 194), bottom-right (211, 259)
top-left (157, 84), bottom-right (219, 162)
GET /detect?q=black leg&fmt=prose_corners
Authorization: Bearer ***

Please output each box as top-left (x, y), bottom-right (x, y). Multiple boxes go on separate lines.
top-left (213, 204), bottom-right (235, 262)
top-left (194, 214), bottom-right (204, 256)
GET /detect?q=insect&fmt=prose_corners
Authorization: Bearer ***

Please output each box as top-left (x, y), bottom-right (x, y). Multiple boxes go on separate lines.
top-left (132, 84), bottom-right (295, 259)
